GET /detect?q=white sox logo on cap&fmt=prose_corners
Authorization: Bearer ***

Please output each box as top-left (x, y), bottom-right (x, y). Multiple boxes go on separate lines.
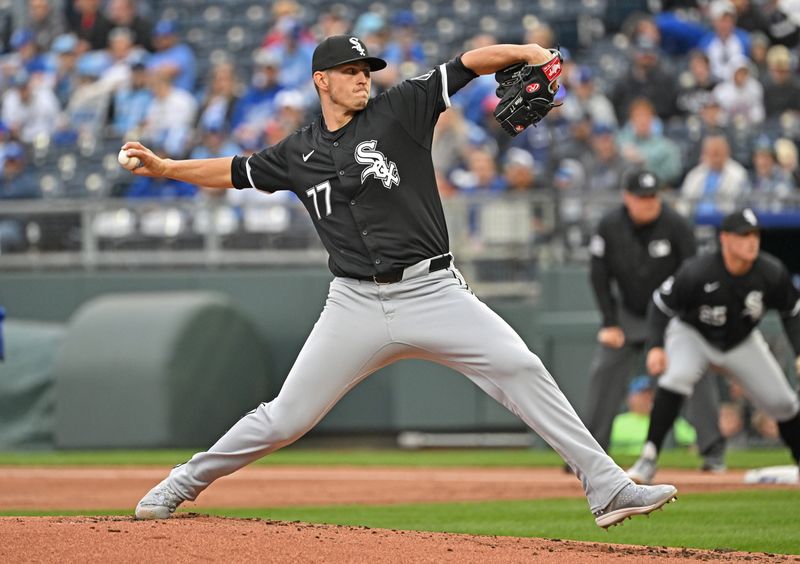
top-left (349, 37), bottom-right (366, 56)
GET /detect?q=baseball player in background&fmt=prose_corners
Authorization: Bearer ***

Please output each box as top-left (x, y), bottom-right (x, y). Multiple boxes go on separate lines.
top-left (125, 34), bottom-right (677, 528)
top-left (584, 170), bottom-right (726, 471)
top-left (628, 209), bottom-right (800, 484)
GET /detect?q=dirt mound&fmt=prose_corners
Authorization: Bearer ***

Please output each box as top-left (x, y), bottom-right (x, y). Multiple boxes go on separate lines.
top-left (0, 515), bottom-right (791, 564)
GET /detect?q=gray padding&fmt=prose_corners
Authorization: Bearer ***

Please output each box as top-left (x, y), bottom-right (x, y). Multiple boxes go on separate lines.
top-left (0, 320), bottom-right (65, 449)
top-left (54, 292), bottom-right (268, 448)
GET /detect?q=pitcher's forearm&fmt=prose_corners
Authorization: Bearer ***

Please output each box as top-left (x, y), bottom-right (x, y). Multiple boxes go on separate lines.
top-left (461, 44), bottom-right (552, 76)
top-left (161, 157), bottom-right (235, 189)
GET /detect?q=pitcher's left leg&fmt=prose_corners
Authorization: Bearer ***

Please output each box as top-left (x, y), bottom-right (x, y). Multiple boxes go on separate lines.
top-left (391, 272), bottom-right (631, 512)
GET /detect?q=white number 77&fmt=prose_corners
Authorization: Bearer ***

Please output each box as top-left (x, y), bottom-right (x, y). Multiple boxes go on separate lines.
top-left (305, 180), bottom-right (332, 219)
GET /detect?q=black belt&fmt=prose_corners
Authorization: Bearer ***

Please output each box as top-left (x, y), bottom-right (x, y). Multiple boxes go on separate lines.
top-left (356, 254), bottom-right (452, 284)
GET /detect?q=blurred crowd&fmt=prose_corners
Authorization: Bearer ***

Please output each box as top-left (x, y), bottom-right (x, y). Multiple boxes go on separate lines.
top-left (0, 0), bottom-right (799, 216)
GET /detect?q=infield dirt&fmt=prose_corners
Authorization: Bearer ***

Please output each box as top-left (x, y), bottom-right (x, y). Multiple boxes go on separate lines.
top-left (0, 466), bottom-right (795, 563)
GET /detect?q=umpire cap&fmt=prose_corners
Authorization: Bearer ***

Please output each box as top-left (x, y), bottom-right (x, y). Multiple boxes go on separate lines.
top-left (720, 208), bottom-right (759, 234)
top-left (623, 169), bottom-right (659, 196)
top-left (312, 35), bottom-right (387, 73)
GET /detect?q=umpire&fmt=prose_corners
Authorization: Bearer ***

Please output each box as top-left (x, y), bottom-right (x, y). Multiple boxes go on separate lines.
top-left (583, 170), bottom-right (726, 469)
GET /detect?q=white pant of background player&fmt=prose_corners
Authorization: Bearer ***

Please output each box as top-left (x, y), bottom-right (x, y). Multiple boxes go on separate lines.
top-left (165, 260), bottom-right (635, 514)
top-left (660, 319), bottom-right (800, 421)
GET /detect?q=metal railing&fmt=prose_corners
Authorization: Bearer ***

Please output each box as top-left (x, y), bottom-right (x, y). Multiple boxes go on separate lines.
top-left (2, 191), bottom-right (799, 295)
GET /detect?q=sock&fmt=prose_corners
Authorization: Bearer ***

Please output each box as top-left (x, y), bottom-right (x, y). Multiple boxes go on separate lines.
top-left (777, 411), bottom-right (800, 465)
top-left (646, 387), bottom-right (686, 453)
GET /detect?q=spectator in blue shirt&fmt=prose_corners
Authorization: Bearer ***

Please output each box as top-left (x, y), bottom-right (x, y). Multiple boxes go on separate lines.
top-left (49, 33), bottom-right (80, 107)
top-left (230, 48), bottom-right (284, 132)
top-left (190, 125), bottom-right (242, 160)
top-left (10, 28), bottom-right (49, 75)
top-left (268, 19), bottom-right (314, 91)
top-left (147, 19), bottom-right (196, 93)
top-left (0, 143), bottom-right (40, 199)
top-left (112, 57), bottom-right (152, 136)
top-left (699, 0), bottom-right (751, 81)
top-left (382, 10), bottom-right (426, 79)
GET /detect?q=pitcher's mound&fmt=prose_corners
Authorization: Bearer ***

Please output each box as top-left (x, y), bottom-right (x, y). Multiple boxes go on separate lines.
top-left (0, 515), bottom-right (789, 563)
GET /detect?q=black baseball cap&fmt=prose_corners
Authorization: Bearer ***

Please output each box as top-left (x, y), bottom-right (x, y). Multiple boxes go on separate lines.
top-left (311, 35), bottom-right (387, 73)
top-left (623, 169), bottom-right (660, 196)
top-left (720, 208), bottom-right (760, 234)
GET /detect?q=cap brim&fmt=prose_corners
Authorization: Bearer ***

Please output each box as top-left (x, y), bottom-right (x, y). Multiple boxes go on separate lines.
top-left (626, 188), bottom-right (659, 196)
top-left (315, 56), bottom-right (387, 72)
top-left (729, 227), bottom-right (760, 234)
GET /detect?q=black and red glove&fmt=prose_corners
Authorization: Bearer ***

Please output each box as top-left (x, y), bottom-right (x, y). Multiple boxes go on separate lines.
top-left (493, 49), bottom-right (563, 136)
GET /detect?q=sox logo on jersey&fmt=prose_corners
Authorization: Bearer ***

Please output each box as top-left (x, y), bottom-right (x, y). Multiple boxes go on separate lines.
top-left (743, 291), bottom-right (764, 320)
top-left (355, 140), bottom-right (400, 189)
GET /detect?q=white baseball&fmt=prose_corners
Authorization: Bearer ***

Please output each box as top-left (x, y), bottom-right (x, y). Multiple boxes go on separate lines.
top-left (117, 149), bottom-right (141, 170)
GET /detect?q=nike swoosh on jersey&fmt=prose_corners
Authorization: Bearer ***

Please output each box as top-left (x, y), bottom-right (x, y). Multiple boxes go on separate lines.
top-left (704, 282), bottom-right (720, 293)
top-left (302, 150), bottom-right (315, 162)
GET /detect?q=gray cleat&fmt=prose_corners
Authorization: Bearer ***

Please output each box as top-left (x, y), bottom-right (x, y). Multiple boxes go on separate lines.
top-left (135, 478), bottom-right (185, 520)
top-left (593, 483), bottom-right (678, 529)
top-left (627, 441), bottom-right (658, 484)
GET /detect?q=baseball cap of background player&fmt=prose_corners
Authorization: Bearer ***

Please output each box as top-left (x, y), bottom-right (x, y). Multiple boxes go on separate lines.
top-left (623, 169), bottom-right (660, 196)
top-left (311, 35), bottom-right (387, 73)
top-left (720, 208), bottom-right (760, 234)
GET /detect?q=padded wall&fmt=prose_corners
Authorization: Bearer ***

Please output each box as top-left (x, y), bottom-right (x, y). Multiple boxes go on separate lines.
top-left (0, 320), bottom-right (65, 449)
top-left (53, 292), bottom-right (269, 448)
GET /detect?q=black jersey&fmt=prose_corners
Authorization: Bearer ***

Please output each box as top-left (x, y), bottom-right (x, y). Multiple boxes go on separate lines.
top-left (230, 57), bottom-right (477, 279)
top-left (649, 251), bottom-right (800, 353)
top-left (589, 205), bottom-right (696, 327)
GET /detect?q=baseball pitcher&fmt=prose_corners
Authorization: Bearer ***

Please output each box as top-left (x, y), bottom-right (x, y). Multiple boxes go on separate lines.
top-left (124, 34), bottom-right (677, 528)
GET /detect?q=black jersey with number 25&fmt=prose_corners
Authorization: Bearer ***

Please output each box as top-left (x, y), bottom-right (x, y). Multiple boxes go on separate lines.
top-left (649, 251), bottom-right (800, 353)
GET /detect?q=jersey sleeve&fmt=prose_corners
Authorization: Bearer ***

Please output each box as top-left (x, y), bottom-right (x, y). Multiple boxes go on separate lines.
top-left (589, 221), bottom-right (618, 327)
top-left (230, 137), bottom-right (292, 193)
top-left (647, 267), bottom-right (689, 349)
top-left (383, 56), bottom-right (477, 144)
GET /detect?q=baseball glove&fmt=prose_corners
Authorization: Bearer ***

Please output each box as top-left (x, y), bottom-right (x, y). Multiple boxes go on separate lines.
top-left (493, 50), bottom-right (563, 136)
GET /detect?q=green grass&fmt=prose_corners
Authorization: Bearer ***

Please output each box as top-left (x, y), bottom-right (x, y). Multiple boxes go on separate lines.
top-left (0, 447), bottom-right (793, 469)
top-left (1, 447), bottom-right (797, 555)
top-left (3, 491), bottom-right (798, 555)
top-left (200, 491), bottom-right (800, 554)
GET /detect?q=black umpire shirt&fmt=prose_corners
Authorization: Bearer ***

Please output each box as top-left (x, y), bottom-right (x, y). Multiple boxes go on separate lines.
top-left (230, 57), bottom-right (478, 279)
top-left (589, 205), bottom-right (696, 327)
top-left (649, 251), bottom-right (800, 353)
